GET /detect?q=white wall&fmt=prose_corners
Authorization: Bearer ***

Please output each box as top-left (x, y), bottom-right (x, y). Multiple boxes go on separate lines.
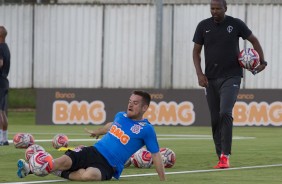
top-left (0, 5), bottom-right (33, 88)
top-left (33, 5), bottom-right (103, 88)
top-left (103, 5), bottom-right (155, 88)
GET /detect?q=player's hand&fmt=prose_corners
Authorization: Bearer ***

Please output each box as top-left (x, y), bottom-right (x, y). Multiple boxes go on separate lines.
top-left (250, 64), bottom-right (266, 75)
top-left (197, 73), bottom-right (208, 87)
top-left (84, 128), bottom-right (100, 139)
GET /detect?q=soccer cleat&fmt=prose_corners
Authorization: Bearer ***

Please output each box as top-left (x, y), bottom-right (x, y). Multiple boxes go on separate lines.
top-left (3, 141), bottom-right (9, 145)
top-left (17, 159), bottom-right (31, 178)
top-left (213, 161), bottom-right (221, 169)
top-left (213, 154), bottom-right (230, 169)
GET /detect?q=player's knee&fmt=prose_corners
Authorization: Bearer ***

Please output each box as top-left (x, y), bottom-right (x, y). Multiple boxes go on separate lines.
top-left (81, 173), bottom-right (101, 181)
top-left (53, 155), bottom-right (72, 171)
top-left (219, 112), bottom-right (233, 123)
top-left (82, 167), bottom-right (102, 181)
top-left (220, 111), bottom-right (232, 118)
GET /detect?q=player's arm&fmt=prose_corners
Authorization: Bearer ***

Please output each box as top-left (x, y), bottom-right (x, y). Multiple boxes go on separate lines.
top-left (0, 49), bottom-right (3, 68)
top-left (84, 122), bottom-right (113, 139)
top-left (0, 57), bottom-right (3, 68)
top-left (193, 43), bottom-right (208, 87)
top-left (151, 152), bottom-right (166, 181)
top-left (247, 33), bottom-right (267, 73)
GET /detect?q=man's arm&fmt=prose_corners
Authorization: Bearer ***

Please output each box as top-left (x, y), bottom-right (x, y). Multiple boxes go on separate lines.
top-left (193, 43), bottom-right (208, 87)
top-left (151, 152), bottom-right (166, 181)
top-left (247, 33), bottom-right (267, 73)
top-left (84, 122), bottom-right (113, 139)
top-left (0, 58), bottom-right (3, 68)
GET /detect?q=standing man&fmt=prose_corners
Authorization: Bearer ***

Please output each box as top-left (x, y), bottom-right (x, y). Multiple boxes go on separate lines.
top-left (0, 26), bottom-right (10, 146)
top-left (192, 0), bottom-right (267, 168)
top-left (17, 90), bottom-right (166, 181)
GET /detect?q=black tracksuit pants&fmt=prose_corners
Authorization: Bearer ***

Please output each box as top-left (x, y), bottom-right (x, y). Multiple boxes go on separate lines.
top-left (206, 76), bottom-right (241, 158)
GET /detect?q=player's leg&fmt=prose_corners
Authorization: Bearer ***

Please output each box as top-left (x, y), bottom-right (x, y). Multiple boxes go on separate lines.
top-left (58, 147), bottom-right (114, 181)
top-left (2, 89), bottom-right (8, 145)
top-left (17, 154), bottom-right (72, 178)
top-left (1, 111), bottom-right (8, 145)
top-left (220, 76), bottom-right (241, 156)
top-left (206, 79), bottom-right (221, 158)
top-left (53, 146), bottom-right (96, 180)
top-left (68, 167), bottom-right (102, 181)
top-left (217, 76), bottom-right (241, 168)
top-left (52, 155), bottom-right (73, 171)
top-left (61, 146), bottom-right (114, 181)
top-left (0, 88), bottom-right (7, 146)
top-left (0, 110), bottom-right (4, 145)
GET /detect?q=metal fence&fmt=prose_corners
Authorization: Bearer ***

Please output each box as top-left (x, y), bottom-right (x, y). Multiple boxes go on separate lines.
top-left (0, 2), bottom-right (281, 89)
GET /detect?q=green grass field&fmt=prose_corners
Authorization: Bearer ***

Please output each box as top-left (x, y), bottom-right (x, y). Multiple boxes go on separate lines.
top-left (1, 111), bottom-right (282, 184)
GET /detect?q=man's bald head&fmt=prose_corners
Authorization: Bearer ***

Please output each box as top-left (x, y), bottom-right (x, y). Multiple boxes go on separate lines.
top-left (0, 26), bottom-right (7, 38)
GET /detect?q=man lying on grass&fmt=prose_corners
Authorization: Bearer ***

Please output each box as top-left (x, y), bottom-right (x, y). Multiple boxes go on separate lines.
top-left (17, 90), bottom-right (166, 181)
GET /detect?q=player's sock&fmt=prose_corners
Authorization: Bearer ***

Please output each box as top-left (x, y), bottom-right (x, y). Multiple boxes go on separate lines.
top-left (61, 171), bottom-right (71, 179)
top-left (0, 129), bottom-right (3, 144)
top-left (3, 130), bottom-right (9, 145)
top-left (52, 170), bottom-right (62, 177)
top-left (3, 130), bottom-right (8, 142)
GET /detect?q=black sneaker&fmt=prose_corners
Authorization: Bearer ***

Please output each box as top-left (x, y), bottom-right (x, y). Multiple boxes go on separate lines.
top-left (3, 141), bottom-right (9, 145)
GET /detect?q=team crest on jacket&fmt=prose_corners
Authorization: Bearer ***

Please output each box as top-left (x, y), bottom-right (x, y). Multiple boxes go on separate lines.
top-left (130, 124), bottom-right (143, 134)
top-left (227, 25), bottom-right (233, 33)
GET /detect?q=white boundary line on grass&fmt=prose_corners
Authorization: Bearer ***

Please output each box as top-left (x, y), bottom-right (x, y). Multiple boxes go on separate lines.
top-left (8, 132), bottom-right (256, 139)
top-left (2, 164), bottom-right (282, 184)
top-left (121, 163), bottom-right (282, 177)
top-left (7, 135), bottom-right (255, 144)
